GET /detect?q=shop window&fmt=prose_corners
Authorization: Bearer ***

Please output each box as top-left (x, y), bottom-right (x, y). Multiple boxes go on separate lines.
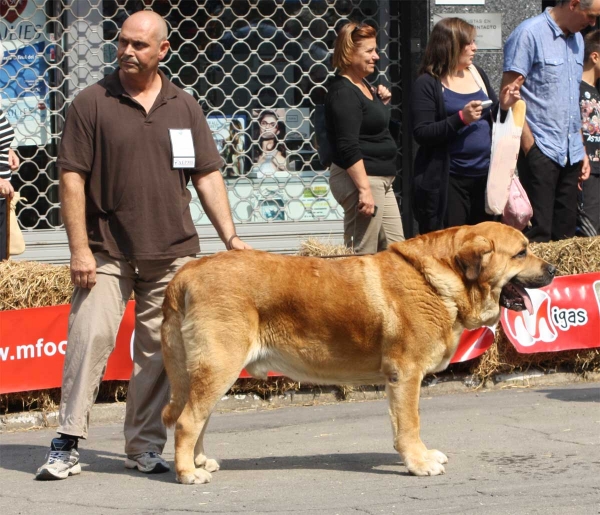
top-left (1, 0), bottom-right (401, 230)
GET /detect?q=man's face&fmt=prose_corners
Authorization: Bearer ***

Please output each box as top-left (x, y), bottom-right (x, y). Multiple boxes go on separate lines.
top-left (117, 18), bottom-right (169, 76)
top-left (568, 0), bottom-right (600, 33)
top-left (259, 115), bottom-right (279, 139)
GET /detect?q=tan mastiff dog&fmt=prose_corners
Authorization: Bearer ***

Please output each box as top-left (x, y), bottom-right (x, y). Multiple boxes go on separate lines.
top-left (160, 222), bottom-right (555, 484)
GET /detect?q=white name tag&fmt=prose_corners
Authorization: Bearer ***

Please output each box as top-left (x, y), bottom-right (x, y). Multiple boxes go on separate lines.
top-left (169, 128), bottom-right (195, 169)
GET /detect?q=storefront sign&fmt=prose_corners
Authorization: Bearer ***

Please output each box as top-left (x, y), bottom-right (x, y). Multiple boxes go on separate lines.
top-left (433, 13), bottom-right (502, 50)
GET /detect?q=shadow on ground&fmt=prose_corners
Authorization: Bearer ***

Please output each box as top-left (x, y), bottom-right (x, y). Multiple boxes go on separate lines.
top-left (1, 444), bottom-right (406, 481)
top-left (539, 387), bottom-right (599, 403)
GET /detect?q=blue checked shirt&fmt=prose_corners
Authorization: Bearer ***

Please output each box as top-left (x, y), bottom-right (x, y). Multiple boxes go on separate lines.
top-left (504, 8), bottom-right (585, 167)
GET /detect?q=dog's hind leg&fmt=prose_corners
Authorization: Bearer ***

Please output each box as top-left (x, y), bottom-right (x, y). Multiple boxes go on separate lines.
top-left (174, 364), bottom-right (241, 485)
top-left (173, 327), bottom-right (251, 485)
top-left (384, 363), bottom-right (448, 476)
top-left (193, 414), bottom-right (219, 472)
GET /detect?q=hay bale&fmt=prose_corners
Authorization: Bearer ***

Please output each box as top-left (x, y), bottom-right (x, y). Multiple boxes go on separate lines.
top-left (529, 236), bottom-right (600, 276)
top-left (0, 260), bottom-right (72, 311)
top-left (472, 332), bottom-right (600, 385)
top-left (298, 237), bottom-right (354, 258)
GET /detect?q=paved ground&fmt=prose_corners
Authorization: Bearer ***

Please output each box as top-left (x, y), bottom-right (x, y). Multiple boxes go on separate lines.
top-left (1, 383), bottom-right (599, 515)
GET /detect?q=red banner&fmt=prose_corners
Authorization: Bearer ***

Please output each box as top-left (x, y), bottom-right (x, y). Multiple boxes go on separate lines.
top-left (451, 326), bottom-right (496, 363)
top-left (1, 273), bottom-right (598, 394)
top-left (0, 302), bottom-right (135, 394)
top-left (502, 272), bottom-right (600, 353)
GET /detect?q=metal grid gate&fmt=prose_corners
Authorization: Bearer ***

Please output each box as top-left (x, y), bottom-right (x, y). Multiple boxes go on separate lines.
top-left (2, 0), bottom-right (402, 248)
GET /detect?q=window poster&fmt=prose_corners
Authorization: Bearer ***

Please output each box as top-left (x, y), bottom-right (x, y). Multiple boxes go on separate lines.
top-left (0, 0), bottom-right (54, 146)
top-left (196, 107), bottom-right (342, 225)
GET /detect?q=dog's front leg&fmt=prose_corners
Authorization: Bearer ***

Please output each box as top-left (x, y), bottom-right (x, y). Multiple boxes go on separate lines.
top-left (384, 366), bottom-right (447, 476)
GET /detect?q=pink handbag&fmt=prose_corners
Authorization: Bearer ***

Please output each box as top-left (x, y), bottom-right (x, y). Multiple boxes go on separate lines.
top-left (501, 176), bottom-right (533, 230)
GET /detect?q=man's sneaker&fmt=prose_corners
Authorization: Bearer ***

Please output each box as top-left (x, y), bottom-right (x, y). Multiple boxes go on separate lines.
top-left (35, 438), bottom-right (81, 480)
top-left (124, 451), bottom-right (170, 474)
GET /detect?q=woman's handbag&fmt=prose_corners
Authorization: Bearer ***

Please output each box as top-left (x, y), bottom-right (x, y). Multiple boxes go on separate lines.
top-left (8, 192), bottom-right (25, 256)
top-left (486, 100), bottom-right (527, 215)
top-left (502, 175), bottom-right (533, 231)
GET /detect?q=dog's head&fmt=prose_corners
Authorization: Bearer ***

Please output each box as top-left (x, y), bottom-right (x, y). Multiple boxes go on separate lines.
top-left (393, 222), bottom-right (556, 329)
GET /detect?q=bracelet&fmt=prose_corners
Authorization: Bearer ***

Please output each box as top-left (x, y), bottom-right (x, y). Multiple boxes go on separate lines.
top-left (458, 110), bottom-right (467, 125)
top-left (227, 234), bottom-right (239, 250)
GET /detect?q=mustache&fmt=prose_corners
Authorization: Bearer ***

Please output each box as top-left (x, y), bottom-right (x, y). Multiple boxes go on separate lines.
top-left (119, 57), bottom-right (139, 65)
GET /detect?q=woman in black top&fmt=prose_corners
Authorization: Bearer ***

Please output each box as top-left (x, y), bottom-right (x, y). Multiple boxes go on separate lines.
top-left (411, 17), bottom-right (521, 234)
top-left (325, 22), bottom-right (404, 254)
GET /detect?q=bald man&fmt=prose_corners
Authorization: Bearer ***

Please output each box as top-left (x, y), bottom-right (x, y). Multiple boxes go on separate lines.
top-left (35, 11), bottom-right (250, 480)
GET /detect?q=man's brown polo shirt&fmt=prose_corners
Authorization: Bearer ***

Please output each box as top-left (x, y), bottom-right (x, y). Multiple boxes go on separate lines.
top-left (57, 69), bottom-right (224, 260)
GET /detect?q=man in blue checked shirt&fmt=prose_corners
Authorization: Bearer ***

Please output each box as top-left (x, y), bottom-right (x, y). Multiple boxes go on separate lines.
top-left (502, 0), bottom-right (600, 242)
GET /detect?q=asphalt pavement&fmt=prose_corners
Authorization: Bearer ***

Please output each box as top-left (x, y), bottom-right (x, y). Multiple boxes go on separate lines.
top-left (1, 382), bottom-right (599, 515)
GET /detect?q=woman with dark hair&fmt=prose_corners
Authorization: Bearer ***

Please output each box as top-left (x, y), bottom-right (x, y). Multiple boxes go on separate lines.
top-left (411, 17), bottom-right (521, 233)
top-left (325, 21), bottom-right (404, 254)
top-left (253, 110), bottom-right (287, 177)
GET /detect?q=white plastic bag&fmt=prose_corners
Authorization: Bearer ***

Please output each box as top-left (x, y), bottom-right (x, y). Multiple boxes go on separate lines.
top-left (485, 100), bottom-right (526, 215)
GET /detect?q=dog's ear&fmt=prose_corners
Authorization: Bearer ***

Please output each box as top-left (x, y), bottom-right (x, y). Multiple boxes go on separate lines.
top-left (455, 235), bottom-right (493, 282)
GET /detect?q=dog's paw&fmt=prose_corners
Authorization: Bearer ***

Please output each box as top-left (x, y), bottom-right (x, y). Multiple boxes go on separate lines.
top-left (176, 468), bottom-right (213, 485)
top-left (194, 455), bottom-right (220, 472)
top-left (404, 453), bottom-right (446, 476)
top-left (426, 449), bottom-right (448, 465)
top-left (193, 468), bottom-right (213, 483)
top-left (203, 458), bottom-right (220, 472)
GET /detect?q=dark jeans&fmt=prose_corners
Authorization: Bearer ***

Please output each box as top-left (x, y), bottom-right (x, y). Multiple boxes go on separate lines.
top-left (517, 144), bottom-right (580, 242)
top-left (445, 173), bottom-right (493, 228)
top-left (581, 173), bottom-right (600, 233)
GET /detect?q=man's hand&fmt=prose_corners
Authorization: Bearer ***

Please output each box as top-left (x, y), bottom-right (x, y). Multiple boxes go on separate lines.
top-left (520, 124), bottom-right (536, 156)
top-left (8, 149), bottom-right (19, 171)
top-left (499, 75), bottom-right (524, 111)
top-left (578, 154), bottom-right (591, 191)
top-left (0, 178), bottom-right (14, 199)
top-left (228, 235), bottom-right (252, 250)
top-left (70, 247), bottom-right (97, 289)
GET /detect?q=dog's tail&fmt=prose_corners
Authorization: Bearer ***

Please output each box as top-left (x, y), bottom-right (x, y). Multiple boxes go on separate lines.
top-left (161, 274), bottom-right (190, 428)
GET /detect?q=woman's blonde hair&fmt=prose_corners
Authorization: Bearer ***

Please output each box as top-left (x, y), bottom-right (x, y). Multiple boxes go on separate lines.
top-left (419, 17), bottom-right (476, 79)
top-left (332, 22), bottom-right (377, 72)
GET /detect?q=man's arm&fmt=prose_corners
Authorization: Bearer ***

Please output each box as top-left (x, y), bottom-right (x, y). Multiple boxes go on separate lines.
top-left (190, 170), bottom-right (251, 250)
top-left (501, 71), bottom-right (535, 154)
top-left (580, 131), bottom-right (591, 188)
top-left (59, 169), bottom-right (96, 288)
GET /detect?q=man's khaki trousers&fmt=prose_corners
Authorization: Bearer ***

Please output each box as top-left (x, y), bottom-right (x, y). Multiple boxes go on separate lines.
top-left (58, 251), bottom-right (194, 456)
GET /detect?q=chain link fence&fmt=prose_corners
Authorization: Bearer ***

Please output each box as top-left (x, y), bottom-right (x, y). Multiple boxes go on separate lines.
top-left (1, 0), bottom-right (402, 234)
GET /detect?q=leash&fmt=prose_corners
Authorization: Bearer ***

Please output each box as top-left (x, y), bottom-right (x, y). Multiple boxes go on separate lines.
top-left (315, 252), bottom-right (374, 259)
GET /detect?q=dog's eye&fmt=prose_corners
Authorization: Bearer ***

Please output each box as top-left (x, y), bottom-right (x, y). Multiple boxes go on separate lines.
top-left (513, 249), bottom-right (527, 259)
